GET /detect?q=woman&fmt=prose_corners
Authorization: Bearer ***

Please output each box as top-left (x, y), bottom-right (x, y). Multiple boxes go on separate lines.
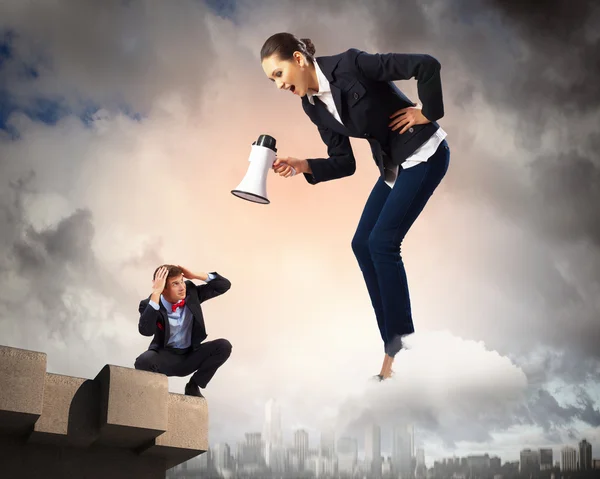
top-left (260, 33), bottom-right (450, 380)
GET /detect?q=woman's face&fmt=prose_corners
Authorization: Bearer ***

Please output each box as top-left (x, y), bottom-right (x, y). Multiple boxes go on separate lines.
top-left (262, 52), bottom-right (310, 97)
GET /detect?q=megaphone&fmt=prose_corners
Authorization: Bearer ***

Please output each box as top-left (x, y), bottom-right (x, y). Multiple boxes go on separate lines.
top-left (231, 134), bottom-right (295, 205)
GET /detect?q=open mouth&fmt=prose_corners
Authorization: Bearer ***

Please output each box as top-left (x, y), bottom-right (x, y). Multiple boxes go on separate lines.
top-left (290, 85), bottom-right (296, 94)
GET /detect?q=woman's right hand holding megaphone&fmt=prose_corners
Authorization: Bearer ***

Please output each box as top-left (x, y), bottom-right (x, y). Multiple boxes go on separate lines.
top-left (273, 156), bottom-right (312, 178)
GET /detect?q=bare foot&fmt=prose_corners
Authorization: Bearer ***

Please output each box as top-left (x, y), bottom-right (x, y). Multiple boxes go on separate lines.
top-left (378, 354), bottom-right (388, 376)
top-left (381, 355), bottom-right (395, 379)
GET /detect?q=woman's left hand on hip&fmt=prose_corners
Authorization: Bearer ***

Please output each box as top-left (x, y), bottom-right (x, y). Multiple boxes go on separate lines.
top-left (389, 106), bottom-right (431, 134)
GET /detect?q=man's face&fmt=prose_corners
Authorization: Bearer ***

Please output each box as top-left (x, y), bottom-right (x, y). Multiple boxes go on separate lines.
top-left (163, 274), bottom-right (186, 303)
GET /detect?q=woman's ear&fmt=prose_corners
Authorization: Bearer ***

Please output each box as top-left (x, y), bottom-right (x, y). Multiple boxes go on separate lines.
top-left (294, 51), bottom-right (304, 67)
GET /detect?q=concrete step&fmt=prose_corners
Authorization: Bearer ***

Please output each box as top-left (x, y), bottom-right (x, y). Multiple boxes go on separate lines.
top-left (0, 344), bottom-right (209, 478)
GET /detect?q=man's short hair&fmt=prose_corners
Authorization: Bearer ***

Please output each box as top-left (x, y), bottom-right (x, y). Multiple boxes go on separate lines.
top-left (153, 264), bottom-right (183, 281)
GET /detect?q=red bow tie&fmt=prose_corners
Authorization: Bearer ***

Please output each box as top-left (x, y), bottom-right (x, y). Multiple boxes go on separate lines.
top-left (172, 299), bottom-right (185, 312)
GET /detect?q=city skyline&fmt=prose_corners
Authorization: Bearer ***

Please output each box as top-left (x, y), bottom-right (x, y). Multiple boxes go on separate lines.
top-left (171, 398), bottom-right (598, 477)
top-left (217, 398), bottom-right (599, 466)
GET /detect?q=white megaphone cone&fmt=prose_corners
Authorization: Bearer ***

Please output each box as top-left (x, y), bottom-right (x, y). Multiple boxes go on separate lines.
top-left (231, 134), bottom-right (295, 204)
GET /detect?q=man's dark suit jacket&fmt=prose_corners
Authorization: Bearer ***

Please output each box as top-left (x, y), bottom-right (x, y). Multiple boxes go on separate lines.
top-left (301, 48), bottom-right (445, 184)
top-left (137, 273), bottom-right (231, 352)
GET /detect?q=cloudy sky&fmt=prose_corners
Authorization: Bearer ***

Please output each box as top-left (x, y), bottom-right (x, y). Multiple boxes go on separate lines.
top-left (1, 0), bottom-right (599, 465)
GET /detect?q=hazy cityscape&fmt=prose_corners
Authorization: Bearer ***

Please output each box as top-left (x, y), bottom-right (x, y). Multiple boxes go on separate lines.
top-left (167, 399), bottom-right (600, 479)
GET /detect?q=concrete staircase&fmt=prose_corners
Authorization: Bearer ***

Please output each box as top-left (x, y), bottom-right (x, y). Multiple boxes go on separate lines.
top-left (0, 345), bottom-right (208, 478)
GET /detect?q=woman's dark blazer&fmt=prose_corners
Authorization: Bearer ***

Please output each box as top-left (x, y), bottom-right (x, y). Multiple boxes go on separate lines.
top-left (300, 48), bottom-right (444, 185)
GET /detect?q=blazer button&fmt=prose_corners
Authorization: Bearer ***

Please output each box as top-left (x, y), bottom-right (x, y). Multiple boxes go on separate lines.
top-left (409, 127), bottom-right (414, 133)
top-left (353, 92), bottom-right (359, 100)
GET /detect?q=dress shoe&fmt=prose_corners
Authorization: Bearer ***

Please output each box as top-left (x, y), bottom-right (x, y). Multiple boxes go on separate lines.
top-left (184, 381), bottom-right (204, 398)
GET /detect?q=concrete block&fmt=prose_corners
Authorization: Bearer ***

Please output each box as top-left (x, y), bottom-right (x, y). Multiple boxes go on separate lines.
top-left (1, 436), bottom-right (167, 479)
top-left (141, 393), bottom-right (208, 469)
top-left (1, 346), bottom-right (210, 476)
top-left (0, 345), bottom-right (47, 436)
top-left (29, 373), bottom-right (100, 447)
top-left (95, 365), bottom-right (168, 449)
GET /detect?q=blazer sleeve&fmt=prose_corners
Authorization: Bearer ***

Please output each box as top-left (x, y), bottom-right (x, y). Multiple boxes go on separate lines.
top-left (194, 273), bottom-right (232, 304)
top-left (303, 121), bottom-right (357, 185)
top-left (138, 299), bottom-right (160, 337)
top-left (349, 48), bottom-right (444, 122)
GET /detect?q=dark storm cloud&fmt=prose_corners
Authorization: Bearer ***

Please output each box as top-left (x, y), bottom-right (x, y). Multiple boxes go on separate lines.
top-left (510, 388), bottom-right (600, 441)
top-left (481, 0), bottom-right (600, 256)
top-left (576, 389), bottom-right (600, 427)
top-left (1, 173), bottom-right (89, 321)
top-left (530, 140), bottom-right (600, 245)
top-left (0, 170), bottom-right (140, 347)
top-left (0, 0), bottom-right (217, 116)
top-left (337, 385), bottom-right (600, 450)
top-left (455, 0), bottom-right (600, 247)
top-left (518, 389), bottom-right (584, 431)
top-left (14, 208), bottom-right (95, 272)
top-left (486, 0), bottom-right (600, 111)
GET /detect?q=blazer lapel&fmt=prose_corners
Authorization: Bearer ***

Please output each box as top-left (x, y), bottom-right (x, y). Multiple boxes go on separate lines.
top-left (158, 303), bottom-right (168, 321)
top-left (156, 300), bottom-right (169, 342)
top-left (184, 289), bottom-right (202, 324)
top-left (312, 55), bottom-right (353, 136)
top-left (186, 299), bottom-right (201, 323)
top-left (331, 86), bottom-right (343, 125)
top-left (184, 289), bottom-right (207, 346)
top-left (316, 55), bottom-right (340, 84)
top-left (314, 99), bottom-right (351, 135)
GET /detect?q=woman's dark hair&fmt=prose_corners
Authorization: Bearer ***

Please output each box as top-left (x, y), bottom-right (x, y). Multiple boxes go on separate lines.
top-left (260, 33), bottom-right (316, 63)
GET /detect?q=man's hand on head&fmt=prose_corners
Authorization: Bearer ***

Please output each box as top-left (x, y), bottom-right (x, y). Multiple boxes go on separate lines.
top-left (150, 266), bottom-right (169, 303)
top-left (178, 265), bottom-right (209, 281)
top-left (152, 266), bottom-right (168, 294)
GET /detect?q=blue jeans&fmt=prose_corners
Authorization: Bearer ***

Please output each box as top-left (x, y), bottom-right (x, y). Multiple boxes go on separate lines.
top-left (351, 140), bottom-right (450, 357)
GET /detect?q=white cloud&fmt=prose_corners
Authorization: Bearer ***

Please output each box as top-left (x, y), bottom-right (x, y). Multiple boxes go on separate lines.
top-left (331, 332), bottom-right (527, 437)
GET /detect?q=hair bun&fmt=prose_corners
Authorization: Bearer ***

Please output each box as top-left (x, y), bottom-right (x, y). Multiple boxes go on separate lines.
top-left (300, 38), bottom-right (316, 56)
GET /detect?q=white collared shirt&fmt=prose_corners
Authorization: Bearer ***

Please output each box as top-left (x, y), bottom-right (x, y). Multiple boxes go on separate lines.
top-left (306, 60), bottom-right (447, 187)
top-left (306, 61), bottom-right (343, 125)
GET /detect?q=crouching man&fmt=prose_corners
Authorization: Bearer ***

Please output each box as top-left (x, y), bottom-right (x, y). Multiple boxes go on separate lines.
top-left (134, 264), bottom-right (232, 398)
